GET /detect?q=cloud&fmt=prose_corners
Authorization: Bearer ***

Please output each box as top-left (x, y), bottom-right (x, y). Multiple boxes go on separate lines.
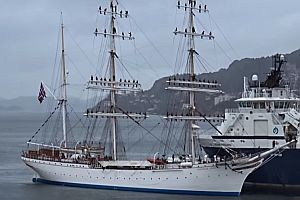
top-left (1, 0), bottom-right (300, 99)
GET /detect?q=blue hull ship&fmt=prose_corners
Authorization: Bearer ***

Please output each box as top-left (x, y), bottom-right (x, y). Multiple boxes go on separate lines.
top-left (204, 147), bottom-right (300, 186)
top-left (199, 54), bottom-right (300, 187)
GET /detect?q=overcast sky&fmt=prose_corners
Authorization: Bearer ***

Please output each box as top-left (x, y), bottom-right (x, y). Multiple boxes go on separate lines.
top-left (1, 0), bottom-right (300, 99)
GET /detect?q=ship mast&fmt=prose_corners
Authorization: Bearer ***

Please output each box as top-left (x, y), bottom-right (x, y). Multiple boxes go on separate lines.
top-left (187, 0), bottom-right (196, 164)
top-left (108, 0), bottom-right (117, 161)
top-left (166, 0), bottom-right (221, 164)
top-left (60, 20), bottom-right (68, 148)
top-left (88, 0), bottom-right (144, 161)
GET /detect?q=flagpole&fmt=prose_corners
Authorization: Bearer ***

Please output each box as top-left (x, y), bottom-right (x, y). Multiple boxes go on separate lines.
top-left (41, 81), bottom-right (58, 101)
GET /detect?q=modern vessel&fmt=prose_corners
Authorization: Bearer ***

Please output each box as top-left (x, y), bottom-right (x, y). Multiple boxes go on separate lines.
top-left (22, 0), bottom-right (292, 196)
top-left (199, 54), bottom-right (300, 187)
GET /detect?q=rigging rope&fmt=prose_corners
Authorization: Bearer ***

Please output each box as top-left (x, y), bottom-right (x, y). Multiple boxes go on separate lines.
top-left (116, 106), bottom-right (177, 154)
top-left (208, 13), bottom-right (240, 59)
top-left (194, 108), bottom-right (238, 156)
top-left (129, 16), bottom-right (172, 69)
top-left (65, 28), bottom-right (97, 71)
top-left (194, 108), bottom-right (223, 135)
top-left (28, 102), bottom-right (61, 143)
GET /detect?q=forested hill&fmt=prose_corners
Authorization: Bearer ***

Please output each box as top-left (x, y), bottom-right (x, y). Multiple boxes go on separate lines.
top-left (2, 49), bottom-right (299, 114)
top-left (114, 49), bottom-right (300, 115)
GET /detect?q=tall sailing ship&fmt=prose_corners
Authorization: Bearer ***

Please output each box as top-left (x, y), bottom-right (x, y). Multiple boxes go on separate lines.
top-left (22, 0), bottom-right (292, 196)
top-left (199, 54), bottom-right (300, 187)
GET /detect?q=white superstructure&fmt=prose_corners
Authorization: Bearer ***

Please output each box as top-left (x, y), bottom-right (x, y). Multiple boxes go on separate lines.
top-left (199, 54), bottom-right (300, 151)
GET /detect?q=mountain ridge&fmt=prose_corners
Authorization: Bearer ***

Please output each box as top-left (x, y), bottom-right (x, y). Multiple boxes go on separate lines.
top-left (2, 49), bottom-right (300, 114)
top-left (114, 49), bottom-right (300, 114)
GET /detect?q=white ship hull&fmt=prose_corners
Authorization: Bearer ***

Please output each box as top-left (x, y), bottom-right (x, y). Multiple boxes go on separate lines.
top-left (22, 157), bottom-right (256, 196)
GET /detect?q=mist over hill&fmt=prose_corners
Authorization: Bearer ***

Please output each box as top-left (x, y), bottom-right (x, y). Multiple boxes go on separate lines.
top-left (2, 49), bottom-right (299, 114)
top-left (114, 49), bottom-right (300, 115)
top-left (0, 96), bottom-right (86, 113)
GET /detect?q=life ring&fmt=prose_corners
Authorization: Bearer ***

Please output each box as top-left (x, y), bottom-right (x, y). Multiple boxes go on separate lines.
top-left (273, 127), bottom-right (279, 134)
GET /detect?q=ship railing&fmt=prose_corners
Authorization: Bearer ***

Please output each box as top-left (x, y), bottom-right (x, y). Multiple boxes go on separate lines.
top-left (26, 142), bottom-right (61, 149)
top-left (244, 92), bottom-right (269, 98)
top-left (225, 107), bottom-right (298, 113)
top-left (245, 90), bottom-right (299, 99)
top-left (23, 151), bottom-right (99, 165)
top-left (22, 153), bottom-right (61, 162)
top-left (225, 108), bottom-right (240, 113)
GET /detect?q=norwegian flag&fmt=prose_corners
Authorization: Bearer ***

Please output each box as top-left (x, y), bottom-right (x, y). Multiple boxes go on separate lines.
top-left (37, 82), bottom-right (46, 103)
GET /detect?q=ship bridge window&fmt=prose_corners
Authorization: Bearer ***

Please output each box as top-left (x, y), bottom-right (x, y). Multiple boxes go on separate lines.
top-left (274, 101), bottom-right (285, 109)
top-left (260, 102), bottom-right (265, 109)
top-left (239, 102), bottom-right (251, 108)
top-left (280, 91), bottom-right (283, 96)
top-left (246, 102), bottom-right (251, 108)
top-left (253, 102), bottom-right (259, 109)
top-left (285, 102), bottom-right (290, 108)
top-left (292, 102), bottom-right (298, 109)
top-left (267, 91), bottom-right (272, 97)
